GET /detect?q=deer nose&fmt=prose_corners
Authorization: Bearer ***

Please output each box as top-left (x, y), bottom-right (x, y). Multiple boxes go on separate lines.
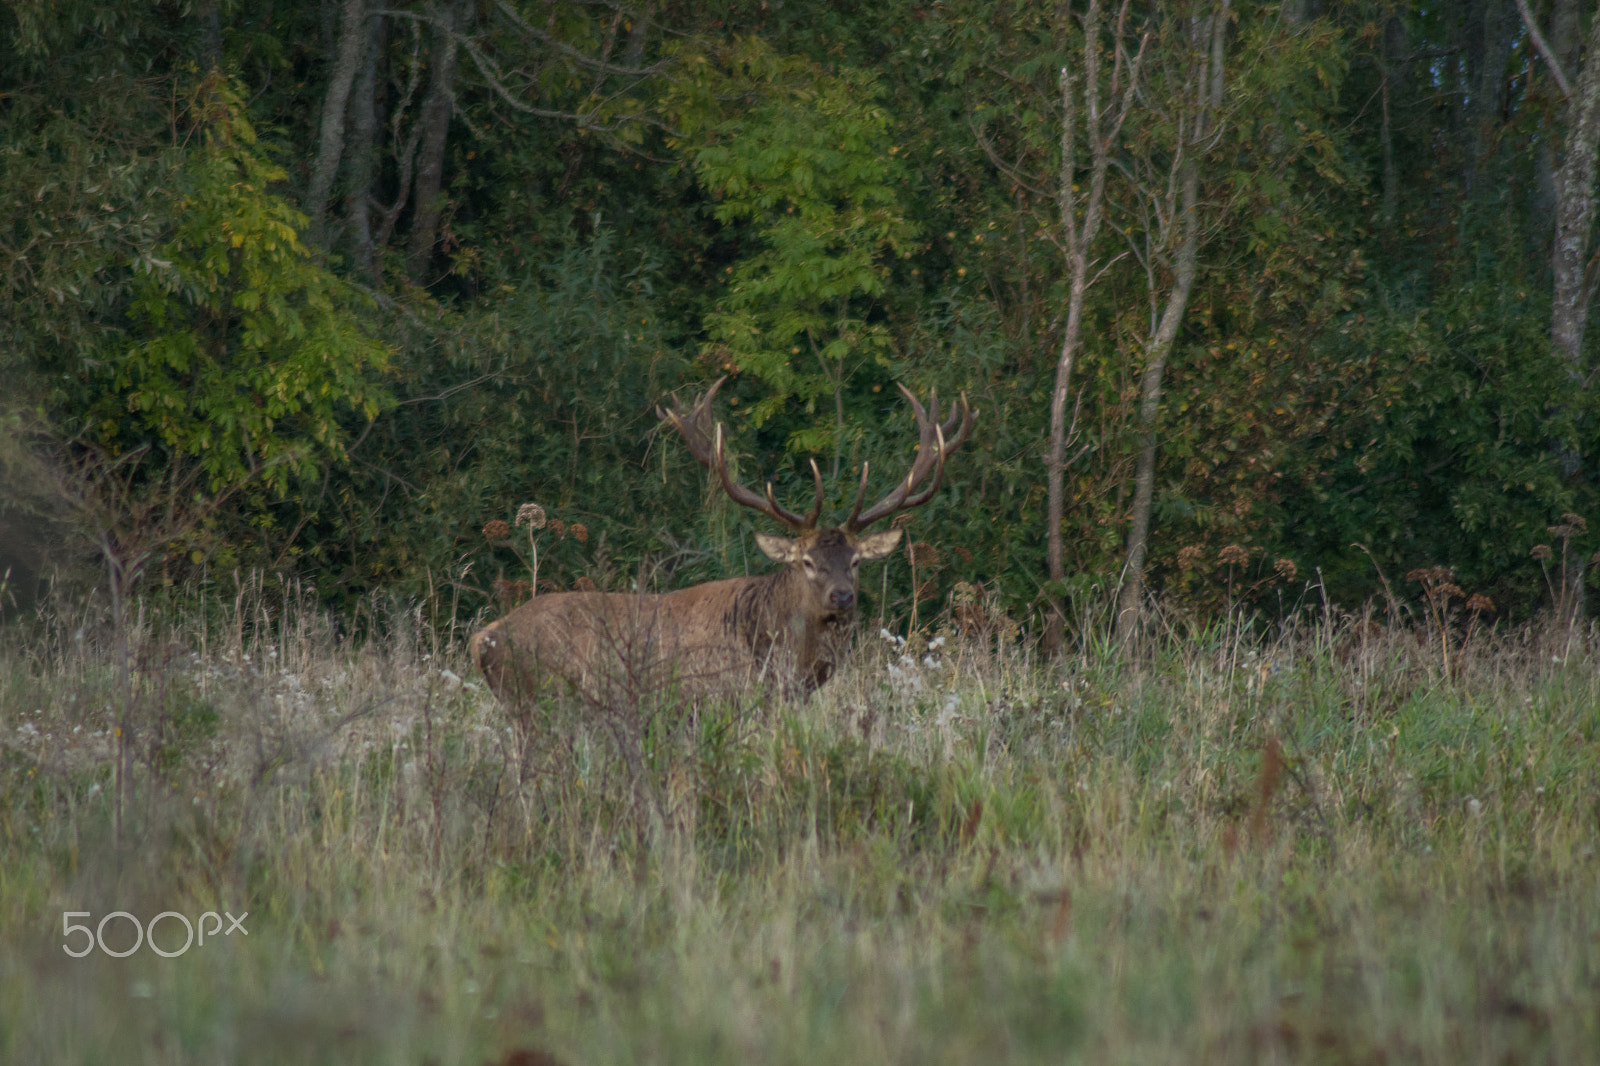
top-left (829, 588), bottom-right (855, 609)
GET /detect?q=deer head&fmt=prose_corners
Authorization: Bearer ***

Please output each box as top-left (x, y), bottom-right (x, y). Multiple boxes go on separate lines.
top-left (658, 378), bottom-right (976, 620)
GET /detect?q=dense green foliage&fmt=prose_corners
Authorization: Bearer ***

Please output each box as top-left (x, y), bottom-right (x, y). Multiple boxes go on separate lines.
top-left (92, 77), bottom-right (392, 497)
top-left (3, 0), bottom-right (1598, 625)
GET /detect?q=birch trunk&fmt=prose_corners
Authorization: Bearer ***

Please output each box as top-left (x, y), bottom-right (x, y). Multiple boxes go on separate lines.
top-left (1044, 1), bottom-right (1143, 654)
top-left (305, 0), bottom-right (367, 250)
top-left (344, 12), bottom-right (384, 283)
top-left (1521, 0), bottom-right (1600, 624)
top-left (1115, 158), bottom-right (1200, 639)
top-left (1115, 1), bottom-right (1224, 641)
top-left (406, 0), bottom-right (464, 283)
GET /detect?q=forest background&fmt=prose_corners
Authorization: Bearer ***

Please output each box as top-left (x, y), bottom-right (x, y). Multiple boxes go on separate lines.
top-left (3, 0), bottom-right (1598, 638)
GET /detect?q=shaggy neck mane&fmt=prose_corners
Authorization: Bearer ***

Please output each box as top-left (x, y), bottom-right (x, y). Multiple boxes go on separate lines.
top-left (724, 557), bottom-right (844, 649)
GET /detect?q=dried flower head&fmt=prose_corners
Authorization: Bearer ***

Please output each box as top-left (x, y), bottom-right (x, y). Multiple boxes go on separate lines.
top-left (573, 575), bottom-right (597, 592)
top-left (1531, 544), bottom-right (1553, 562)
top-left (1273, 558), bottom-right (1298, 582)
top-left (1466, 594), bottom-right (1495, 613)
top-left (548, 518), bottom-right (566, 539)
top-left (1177, 544), bottom-right (1205, 572)
top-left (1407, 565), bottom-right (1452, 585)
top-left (482, 519), bottom-right (511, 541)
top-left (1218, 544), bottom-right (1250, 567)
top-left (1548, 513), bottom-right (1587, 539)
top-left (954, 545), bottom-right (974, 565)
top-left (907, 541), bottom-right (941, 567)
top-left (570, 522), bottom-right (589, 543)
top-left (516, 503), bottom-right (547, 530)
top-left (491, 576), bottom-right (532, 607)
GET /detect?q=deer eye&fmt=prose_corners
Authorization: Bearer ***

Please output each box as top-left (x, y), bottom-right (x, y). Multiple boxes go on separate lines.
top-left (802, 557), bottom-right (817, 575)
top-left (850, 554), bottom-right (861, 569)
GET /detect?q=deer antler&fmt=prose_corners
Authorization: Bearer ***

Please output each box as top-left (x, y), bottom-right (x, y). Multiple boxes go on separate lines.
top-left (657, 376), bottom-right (824, 532)
top-left (843, 384), bottom-right (977, 532)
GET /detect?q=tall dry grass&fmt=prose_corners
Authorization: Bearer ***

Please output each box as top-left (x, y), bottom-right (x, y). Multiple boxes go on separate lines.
top-left (1, 576), bottom-right (1597, 1064)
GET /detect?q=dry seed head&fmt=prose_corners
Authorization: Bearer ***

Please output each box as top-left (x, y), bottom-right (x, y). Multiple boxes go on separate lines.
top-left (482, 519), bottom-right (511, 541)
top-left (573, 575), bottom-right (596, 592)
top-left (1273, 558), bottom-right (1298, 582)
top-left (491, 576), bottom-right (531, 606)
top-left (548, 518), bottom-right (566, 538)
top-left (1466, 594), bottom-right (1494, 613)
top-left (570, 522), bottom-right (589, 543)
top-left (1407, 565), bottom-right (1453, 586)
top-left (1177, 544), bottom-right (1205, 571)
top-left (907, 541), bottom-right (941, 566)
top-left (1219, 544), bottom-right (1249, 566)
top-left (1563, 512), bottom-right (1587, 534)
top-left (516, 503), bottom-right (547, 530)
top-left (1531, 544), bottom-right (1553, 562)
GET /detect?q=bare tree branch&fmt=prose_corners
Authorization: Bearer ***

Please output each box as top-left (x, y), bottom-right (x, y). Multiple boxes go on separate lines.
top-left (1517, 0), bottom-right (1575, 100)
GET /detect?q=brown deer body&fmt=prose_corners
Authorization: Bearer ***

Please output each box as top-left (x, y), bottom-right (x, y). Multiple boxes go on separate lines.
top-left (470, 379), bottom-right (974, 704)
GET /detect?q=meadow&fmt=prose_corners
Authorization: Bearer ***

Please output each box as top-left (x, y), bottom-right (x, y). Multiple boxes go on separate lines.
top-left (1, 577), bottom-right (1596, 1065)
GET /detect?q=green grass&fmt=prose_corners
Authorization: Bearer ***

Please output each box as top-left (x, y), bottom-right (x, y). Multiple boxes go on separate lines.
top-left (1, 584), bottom-right (1597, 1064)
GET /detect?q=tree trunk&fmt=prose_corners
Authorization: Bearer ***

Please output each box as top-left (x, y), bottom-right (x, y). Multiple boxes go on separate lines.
top-left (197, 0), bottom-right (224, 71)
top-left (1115, 158), bottom-right (1201, 640)
top-left (305, 0), bottom-right (368, 250)
top-left (1379, 16), bottom-right (1406, 225)
top-left (1462, 0), bottom-right (1515, 196)
top-left (1046, 63), bottom-right (1086, 658)
top-left (1550, 17), bottom-right (1600, 624)
top-left (1522, 1), bottom-right (1600, 625)
top-left (406, 0), bottom-right (464, 283)
top-left (625, 2), bottom-right (652, 67)
top-left (1557, 0), bottom-right (1582, 67)
top-left (344, 12), bottom-right (384, 283)
top-left (1045, 1), bottom-right (1140, 655)
top-left (1115, 1), bottom-right (1224, 642)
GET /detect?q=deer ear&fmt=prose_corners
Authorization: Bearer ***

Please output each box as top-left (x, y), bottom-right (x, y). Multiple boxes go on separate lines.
top-left (855, 529), bottom-right (902, 560)
top-left (755, 532), bottom-right (800, 563)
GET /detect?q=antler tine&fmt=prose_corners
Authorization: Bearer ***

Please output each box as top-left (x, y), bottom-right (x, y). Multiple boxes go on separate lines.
top-left (660, 377), bottom-right (815, 531)
top-left (800, 458), bottom-right (825, 529)
top-left (656, 375), bottom-right (729, 466)
top-left (938, 390), bottom-right (974, 451)
top-left (844, 385), bottom-right (977, 532)
top-left (845, 461), bottom-right (871, 529)
top-left (897, 423), bottom-right (950, 511)
top-left (714, 424), bottom-right (810, 531)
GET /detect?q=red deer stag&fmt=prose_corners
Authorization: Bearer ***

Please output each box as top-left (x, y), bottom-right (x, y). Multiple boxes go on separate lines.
top-left (470, 378), bottom-right (975, 705)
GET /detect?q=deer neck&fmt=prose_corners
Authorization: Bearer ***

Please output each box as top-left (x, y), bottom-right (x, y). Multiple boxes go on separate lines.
top-left (736, 564), bottom-right (849, 691)
top-left (729, 564), bottom-right (828, 644)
